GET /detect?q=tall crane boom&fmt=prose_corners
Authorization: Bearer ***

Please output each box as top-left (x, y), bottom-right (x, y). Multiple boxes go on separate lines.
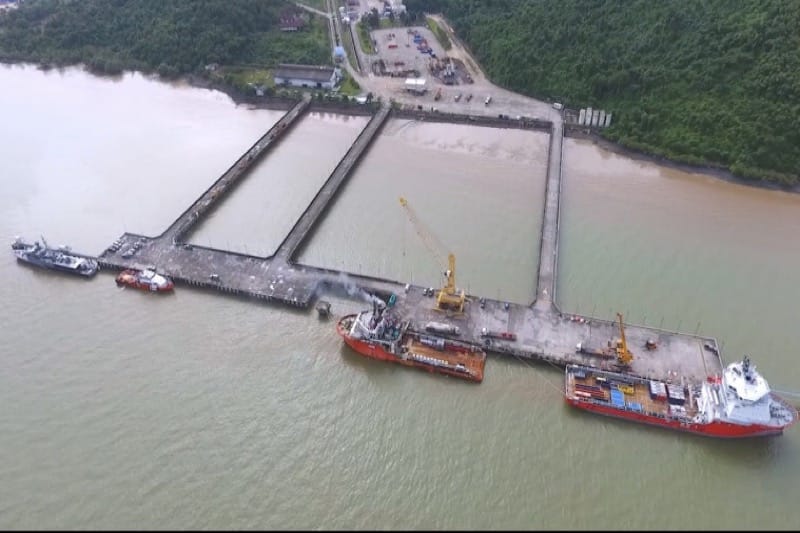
top-left (615, 312), bottom-right (634, 367)
top-left (399, 197), bottom-right (466, 314)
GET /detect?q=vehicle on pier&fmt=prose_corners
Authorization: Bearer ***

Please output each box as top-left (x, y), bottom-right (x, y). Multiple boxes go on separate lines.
top-left (425, 321), bottom-right (460, 336)
top-left (12, 236), bottom-right (98, 278)
top-left (480, 328), bottom-right (516, 341)
top-left (337, 301), bottom-right (486, 383)
top-left (564, 356), bottom-right (798, 438)
top-left (115, 268), bottom-right (174, 293)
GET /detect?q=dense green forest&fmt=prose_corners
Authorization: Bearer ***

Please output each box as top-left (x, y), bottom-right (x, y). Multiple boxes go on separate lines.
top-left (406, 0), bottom-right (800, 185)
top-left (0, 0), bottom-right (331, 78)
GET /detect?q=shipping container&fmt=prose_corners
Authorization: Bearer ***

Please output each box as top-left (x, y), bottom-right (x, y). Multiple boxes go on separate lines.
top-left (627, 402), bottom-right (643, 412)
top-left (615, 384), bottom-right (635, 395)
top-left (666, 384), bottom-right (686, 405)
top-left (611, 393), bottom-right (626, 408)
top-left (669, 405), bottom-right (687, 417)
top-left (649, 380), bottom-right (667, 401)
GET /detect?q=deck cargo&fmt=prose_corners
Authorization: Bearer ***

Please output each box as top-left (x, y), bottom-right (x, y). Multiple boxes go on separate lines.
top-left (564, 358), bottom-right (798, 438)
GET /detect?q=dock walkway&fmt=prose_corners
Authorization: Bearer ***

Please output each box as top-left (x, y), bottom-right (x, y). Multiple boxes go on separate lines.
top-left (535, 118), bottom-right (563, 310)
top-left (89, 100), bottom-right (723, 385)
top-left (274, 103), bottom-right (391, 262)
top-left (166, 96), bottom-right (310, 244)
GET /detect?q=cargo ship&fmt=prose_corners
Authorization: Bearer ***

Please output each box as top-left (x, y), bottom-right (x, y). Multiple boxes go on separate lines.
top-left (12, 236), bottom-right (98, 277)
top-left (565, 356), bottom-right (798, 438)
top-left (337, 302), bottom-right (486, 382)
top-left (115, 268), bottom-right (174, 292)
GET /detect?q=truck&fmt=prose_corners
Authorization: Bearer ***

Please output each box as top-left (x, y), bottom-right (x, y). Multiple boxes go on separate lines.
top-left (425, 321), bottom-right (460, 336)
top-left (575, 342), bottom-right (615, 359)
top-left (480, 328), bottom-right (516, 341)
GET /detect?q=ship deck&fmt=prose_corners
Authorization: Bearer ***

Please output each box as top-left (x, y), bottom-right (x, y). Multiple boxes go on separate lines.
top-left (566, 367), bottom-right (699, 419)
top-left (404, 337), bottom-right (486, 372)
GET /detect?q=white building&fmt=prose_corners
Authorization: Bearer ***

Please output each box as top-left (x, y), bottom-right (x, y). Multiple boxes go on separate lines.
top-left (274, 64), bottom-right (338, 90)
top-left (404, 77), bottom-right (427, 94)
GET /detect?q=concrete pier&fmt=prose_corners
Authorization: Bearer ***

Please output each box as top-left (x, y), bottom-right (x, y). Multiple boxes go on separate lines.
top-left (274, 103), bottom-right (391, 263)
top-left (165, 96), bottom-right (311, 244)
top-left (86, 100), bottom-right (724, 386)
top-left (534, 119), bottom-right (563, 310)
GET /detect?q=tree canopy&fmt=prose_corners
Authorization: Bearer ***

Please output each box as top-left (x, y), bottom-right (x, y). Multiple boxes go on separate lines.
top-left (0, 0), bottom-right (331, 77)
top-left (406, 0), bottom-right (800, 185)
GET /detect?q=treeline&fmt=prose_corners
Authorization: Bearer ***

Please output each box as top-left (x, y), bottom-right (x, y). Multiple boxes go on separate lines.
top-left (405, 0), bottom-right (800, 185)
top-left (0, 0), bottom-right (331, 78)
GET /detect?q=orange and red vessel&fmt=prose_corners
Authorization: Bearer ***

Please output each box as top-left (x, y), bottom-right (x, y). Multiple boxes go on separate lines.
top-left (115, 268), bottom-right (174, 293)
top-left (337, 303), bottom-right (486, 383)
top-left (565, 356), bottom-right (798, 438)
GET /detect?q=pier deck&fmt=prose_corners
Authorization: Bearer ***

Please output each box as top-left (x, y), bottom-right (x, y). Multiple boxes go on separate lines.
top-left (535, 119), bottom-right (563, 310)
top-left (81, 99), bottom-right (724, 385)
top-left (166, 96), bottom-right (310, 244)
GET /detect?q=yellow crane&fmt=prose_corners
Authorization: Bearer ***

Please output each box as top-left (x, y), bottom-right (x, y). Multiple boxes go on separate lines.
top-left (398, 196), bottom-right (466, 314)
top-left (614, 312), bottom-right (634, 367)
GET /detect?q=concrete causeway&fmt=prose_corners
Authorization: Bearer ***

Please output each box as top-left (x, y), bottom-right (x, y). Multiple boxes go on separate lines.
top-left (91, 100), bottom-right (724, 385)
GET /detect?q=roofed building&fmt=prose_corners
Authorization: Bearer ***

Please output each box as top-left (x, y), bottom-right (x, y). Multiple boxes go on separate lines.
top-left (279, 9), bottom-right (307, 32)
top-left (274, 64), bottom-right (339, 90)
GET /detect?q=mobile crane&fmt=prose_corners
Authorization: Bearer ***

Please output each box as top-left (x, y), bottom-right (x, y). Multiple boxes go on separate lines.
top-left (398, 196), bottom-right (466, 314)
top-left (614, 312), bottom-right (634, 367)
top-left (575, 311), bottom-right (634, 368)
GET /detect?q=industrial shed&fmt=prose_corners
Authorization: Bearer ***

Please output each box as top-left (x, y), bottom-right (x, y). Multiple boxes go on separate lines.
top-left (274, 64), bottom-right (339, 90)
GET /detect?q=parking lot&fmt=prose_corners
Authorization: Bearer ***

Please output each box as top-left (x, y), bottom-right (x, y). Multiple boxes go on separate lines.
top-left (337, 10), bottom-right (561, 124)
top-left (369, 26), bottom-right (475, 87)
top-left (369, 27), bottom-right (443, 77)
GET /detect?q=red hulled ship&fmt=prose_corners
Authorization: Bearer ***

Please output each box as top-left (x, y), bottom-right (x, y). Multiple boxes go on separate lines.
top-left (337, 302), bottom-right (486, 383)
top-left (565, 356), bottom-right (798, 438)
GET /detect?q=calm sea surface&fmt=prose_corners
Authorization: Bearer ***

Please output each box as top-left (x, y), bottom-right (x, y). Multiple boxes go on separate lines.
top-left (1, 64), bottom-right (799, 530)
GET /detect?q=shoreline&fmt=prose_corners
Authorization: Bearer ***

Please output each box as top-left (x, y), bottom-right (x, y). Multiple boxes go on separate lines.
top-left (564, 128), bottom-right (800, 195)
top-left (3, 60), bottom-right (797, 195)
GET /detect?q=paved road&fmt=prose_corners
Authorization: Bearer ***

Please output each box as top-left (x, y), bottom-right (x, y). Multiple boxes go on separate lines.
top-left (294, 2), bottom-right (329, 18)
top-left (295, 3), bottom-right (560, 124)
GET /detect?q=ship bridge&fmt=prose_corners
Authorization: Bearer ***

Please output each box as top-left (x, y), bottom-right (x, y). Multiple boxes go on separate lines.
top-left (724, 357), bottom-right (770, 403)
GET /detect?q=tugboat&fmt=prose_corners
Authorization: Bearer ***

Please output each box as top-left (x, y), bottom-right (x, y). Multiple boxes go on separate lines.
top-left (12, 236), bottom-right (98, 278)
top-left (115, 268), bottom-right (174, 292)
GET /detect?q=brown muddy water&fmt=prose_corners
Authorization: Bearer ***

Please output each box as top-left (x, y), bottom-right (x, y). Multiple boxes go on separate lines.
top-left (1, 64), bottom-right (799, 530)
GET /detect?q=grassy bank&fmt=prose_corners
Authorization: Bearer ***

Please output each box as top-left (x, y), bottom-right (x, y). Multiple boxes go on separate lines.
top-left (356, 21), bottom-right (376, 54)
top-left (425, 16), bottom-right (451, 51)
top-left (337, 72), bottom-right (361, 96)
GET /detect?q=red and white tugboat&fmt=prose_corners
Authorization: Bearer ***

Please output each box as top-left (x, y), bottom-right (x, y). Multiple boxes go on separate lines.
top-left (115, 268), bottom-right (174, 293)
